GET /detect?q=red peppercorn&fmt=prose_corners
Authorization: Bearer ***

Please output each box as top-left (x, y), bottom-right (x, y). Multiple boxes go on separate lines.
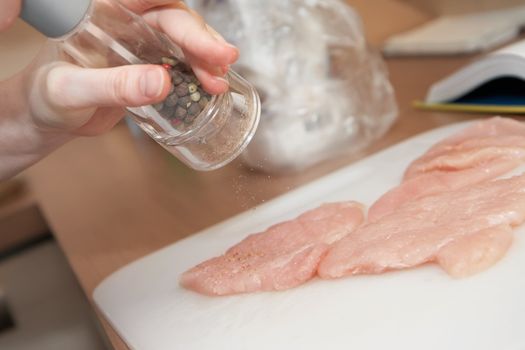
top-left (162, 63), bottom-right (172, 70)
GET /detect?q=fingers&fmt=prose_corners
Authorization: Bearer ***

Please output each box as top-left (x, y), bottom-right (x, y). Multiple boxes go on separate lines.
top-left (184, 52), bottom-right (230, 94)
top-left (0, 0), bottom-right (21, 31)
top-left (119, 0), bottom-right (177, 14)
top-left (143, 4), bottom-right (239, 67)
top-left (72, 107), bottom-right (125, 136)
top-left (120, 1), bottom-right (238, 94)
top-left (45, 63), bottom-right (170, 109)
top-left (29, 62), bottom-right (170, 132)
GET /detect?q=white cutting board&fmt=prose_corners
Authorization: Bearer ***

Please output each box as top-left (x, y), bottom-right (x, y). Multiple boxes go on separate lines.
top-left (94, 121), bottom-right (525, 350)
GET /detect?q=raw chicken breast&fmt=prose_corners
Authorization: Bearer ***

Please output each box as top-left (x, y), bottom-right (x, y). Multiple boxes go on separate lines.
top-left (181, 202), bottom-right (364, 296)
top-left (318, 174), bottom-right (525, 279)
top-left (406, 138), bottom-right (525, 179)
top-left (405, 117), bottom-right (525, 180)
top-left (436, 225), bottom-right (513, 278)
top-left (368, 159), bottom-right (520, 222)
top-left (370, 118), bottom-right (525, 221)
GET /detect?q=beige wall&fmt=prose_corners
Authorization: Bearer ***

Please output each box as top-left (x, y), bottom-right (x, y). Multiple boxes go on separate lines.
top-left (347, 0), bottom-right (432, 45)
top-left (344, 0), bottom-right (525, 44)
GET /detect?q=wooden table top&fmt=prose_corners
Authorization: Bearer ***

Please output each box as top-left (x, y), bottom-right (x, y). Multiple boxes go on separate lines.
top-left (24, 54), bottom-right (516, 349)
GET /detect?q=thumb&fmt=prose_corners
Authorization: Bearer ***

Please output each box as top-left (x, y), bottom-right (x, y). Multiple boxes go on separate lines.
top-left (46, 62), bottom-right (170, 109)
top-left (30, 62), bottom-right (170, 131)
top-left (0, 0), bottom-right (21, 32)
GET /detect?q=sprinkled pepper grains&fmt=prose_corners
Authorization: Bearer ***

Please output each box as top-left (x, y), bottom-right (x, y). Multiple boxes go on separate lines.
top-left (154, 56), bottom-right (212, 128)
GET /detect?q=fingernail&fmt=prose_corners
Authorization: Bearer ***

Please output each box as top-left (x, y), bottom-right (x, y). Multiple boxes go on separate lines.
top-left (213, 76), bottom-right (229, 86)
top-left (226, 44), bottom-right (240, 62)
top-left (205, 24), bottom-right (239, 59)
top-left (141, 68), bottom-right (164, 98)
top-left (205, 24), bottom-right (226, 43)
top-left (209, 65), bottom-right (226, 77)
top-left (225, 42), bottom-right (239, 51)
top-left (212, 65), bottom-right (230, 77)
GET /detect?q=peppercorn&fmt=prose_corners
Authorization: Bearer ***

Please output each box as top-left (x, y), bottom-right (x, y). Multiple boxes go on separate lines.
top-left (152, 56), bottom-right (213, 130)
top-left (161, 57), bottom-right (177, 66)
top-left (190, 91), bottom-right (201, 102)
top-left (177, 96), bottom-right (192, 108)
top-left (188, 83), bottom-right (198, 94)
top-left (164, 93), bottom-right (179, 107)
top-left (188, 103), bottom-right (201, 116)
top-left (175, 83), bottom-right (189, 97)
top-left (171, 71), bottom-right (184, 85)
top-left (174, 106), bottom-right (187, 120)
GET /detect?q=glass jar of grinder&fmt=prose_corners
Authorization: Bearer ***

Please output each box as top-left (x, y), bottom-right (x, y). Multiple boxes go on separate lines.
top-left (20, 0), bottom-right (261, 170)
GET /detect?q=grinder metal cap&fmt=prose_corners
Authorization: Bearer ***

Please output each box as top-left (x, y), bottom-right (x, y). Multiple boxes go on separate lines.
top-left (21, 0), bottom-right (92, 38)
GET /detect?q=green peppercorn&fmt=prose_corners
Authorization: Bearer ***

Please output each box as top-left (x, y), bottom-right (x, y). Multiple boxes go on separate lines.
top-left (188, 83), bottom-right (198, 94)
top-left (190, 92), bottom-right (201, 102)
top-left (161, 57), bottom-right (177, 66)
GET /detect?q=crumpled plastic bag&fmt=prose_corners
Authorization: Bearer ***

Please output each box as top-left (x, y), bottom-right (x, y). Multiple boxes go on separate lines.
top-left (188, 0), bottom-right (398, 173)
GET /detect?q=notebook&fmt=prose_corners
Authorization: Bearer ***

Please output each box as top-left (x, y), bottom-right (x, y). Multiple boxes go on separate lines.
top-left (383, 5), bottom-right (525, 56)
top-left (415, 38), bottom-right (525, 114)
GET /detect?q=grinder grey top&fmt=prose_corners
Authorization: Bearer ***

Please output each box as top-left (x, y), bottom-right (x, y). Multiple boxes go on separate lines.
top-left (21, 0), bottom-right (92, 38)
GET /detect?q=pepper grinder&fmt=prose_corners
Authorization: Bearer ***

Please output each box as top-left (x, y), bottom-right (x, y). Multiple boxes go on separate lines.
top-left (20, 0), bottom-right (261, 171)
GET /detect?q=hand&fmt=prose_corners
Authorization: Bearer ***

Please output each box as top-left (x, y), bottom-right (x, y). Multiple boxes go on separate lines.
top-left (11, 0), bottom-right (239, 136)
top-left (0, 0), bottom-right (239, 179)
top-left (0, 0), bottom-right (21, 32)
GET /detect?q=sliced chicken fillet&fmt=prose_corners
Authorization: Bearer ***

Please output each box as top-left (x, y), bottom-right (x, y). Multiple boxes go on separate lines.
top-left (181, 202), bottom-right (364, 296)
